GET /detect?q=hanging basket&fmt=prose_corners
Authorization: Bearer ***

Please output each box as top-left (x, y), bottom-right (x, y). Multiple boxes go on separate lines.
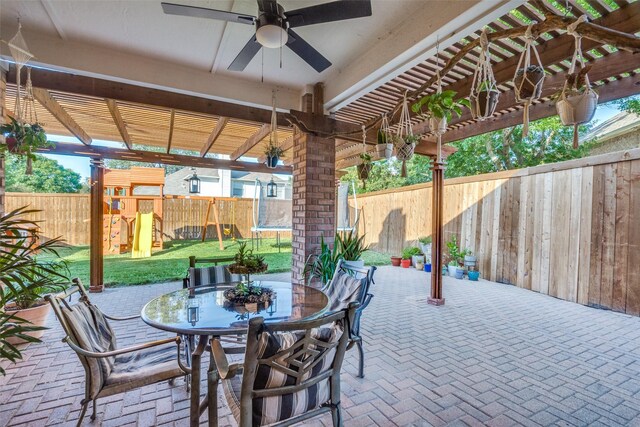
top-left (514, 65), bottom-right (544, 99)
top-left (395, 141), bottom-right (415, 161)
top-left (556, 90), bottom-right (598, 126)
top-left (469, 30), bottom-right (500, 121)
top-left (385, 143), bottom-right (394, 159)
top-left (375, 144), bottom-right (386, 158)
top-left (265, 154), bottom-right (279, 168)
top-left (357, 163), bottom-right (372, 180)
top-left (470, 90), bottom-right (500, 120)
top-left (429, 117), bottom-right (448, 135)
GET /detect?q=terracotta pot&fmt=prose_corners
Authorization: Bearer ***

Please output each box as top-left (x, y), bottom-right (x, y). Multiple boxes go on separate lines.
top-left (400, 259), bottom-right (411, 268)
top-left (5, 302), bottom-right (50, 345)
top-left (470, 90), bottom-right (500, 119)
top-left (390, 256), bottom-right (402, 267)
top-left (514, 66), bottom-right (544, 99)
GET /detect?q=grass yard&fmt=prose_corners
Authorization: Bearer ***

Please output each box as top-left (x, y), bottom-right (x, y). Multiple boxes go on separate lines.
top-left (52, 238), bottom-right (391, 287)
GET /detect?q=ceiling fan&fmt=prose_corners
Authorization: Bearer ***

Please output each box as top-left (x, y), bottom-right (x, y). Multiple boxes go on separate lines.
top-left (161, 0), bottom-right (372, 73)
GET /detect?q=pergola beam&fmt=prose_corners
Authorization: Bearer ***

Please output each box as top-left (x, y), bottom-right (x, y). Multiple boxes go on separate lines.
top-left (32, 87), bottom-right (92, 146)
top-left (166, 109), bottom-right (175, 154)
top-left (230, 124), bottom-right (270, 161)
top-left (105, 99), bottom-right (132, 149)
top-left (10, 140), bottom-right (292, 174)
top-left (337, 142), bottom-right (457, 170)
top-left (200, 116), bottom-right (229, 157)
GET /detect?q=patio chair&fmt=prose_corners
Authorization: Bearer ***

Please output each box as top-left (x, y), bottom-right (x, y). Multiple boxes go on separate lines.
top-left (323, 259), bottom-right (376, 378)
top-left (46, 278), bottom-right (188, 427)
top-left (209, 303), bottom-right (357, 427)
top-left (183, 255), bottom-right (240, 288)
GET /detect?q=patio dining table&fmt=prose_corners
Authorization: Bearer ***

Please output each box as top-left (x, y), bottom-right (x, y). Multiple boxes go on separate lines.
top-left (141, 281), bottom-right (329, 427)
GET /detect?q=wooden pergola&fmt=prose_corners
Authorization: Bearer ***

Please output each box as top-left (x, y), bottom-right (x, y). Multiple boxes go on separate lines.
top-left (0, 0), bottom-right (638, 302)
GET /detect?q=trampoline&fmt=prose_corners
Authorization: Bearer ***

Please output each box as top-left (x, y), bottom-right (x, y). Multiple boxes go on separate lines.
top-left (251, 179), bottom-right (292, 252)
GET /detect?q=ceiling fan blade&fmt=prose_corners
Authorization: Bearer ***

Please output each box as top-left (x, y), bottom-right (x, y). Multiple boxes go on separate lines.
top-left (286, 29), bottom-right (331, 73)
top-left (161, 2), bottom-right (255, 25)
top-left (228, 36), bottom-right (262, 71)
top-left (285, 0), bottom-right (372, 28)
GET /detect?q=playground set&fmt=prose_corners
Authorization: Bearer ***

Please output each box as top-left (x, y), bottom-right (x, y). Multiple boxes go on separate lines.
top-left (103, 167), bottom-right (238, 257)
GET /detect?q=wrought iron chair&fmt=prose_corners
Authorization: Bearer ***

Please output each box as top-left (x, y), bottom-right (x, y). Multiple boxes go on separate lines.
top-left (46, 278), bottom-right (188, 427)
top-left (182, 255), bottom-right (239, 289)
top-left (209, 303), bottom-right (357, 427)
top-left (323, 259), bottom-right (376, 378)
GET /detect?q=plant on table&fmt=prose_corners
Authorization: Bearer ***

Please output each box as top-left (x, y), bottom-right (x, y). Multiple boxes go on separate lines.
top-left (1, 207), bottom-right (68, 375)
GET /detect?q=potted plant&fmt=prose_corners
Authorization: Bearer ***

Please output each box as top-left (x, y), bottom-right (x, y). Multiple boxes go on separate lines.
top-left (263, 142), bottom-right (284, 169)
top-left (418, 236), bottom-right (432, 259)
top-left (454, 268), bottom-right (464, 279)
top-left (336, 229), bottom-right (369, 269)
top-left (390, 255), bottom-right (402, 267)
top-left (411, 250), bottom-right (424, 268)
top-left (415, 259), bottom-right (424, 271)
top-left (464, 252), bottom-right (477, 270)
top-left (514, 65), bottom-right (544, 99)
top-left (376, 129), bottom-right (394, 159)
top-left (1, 207), bottom-right (68, 373)
top-left (0, 117), bottom-right (52, 175)
top-left (304, 235), bottom-right (340, 286)
top-left (223, 281), bottom-right (274, 312)
top-left (446, 236), bottom-right (470, 276)
top-left (469, 81), bottom-right (500, 119)
top-left (400, 247), bottom-right (415, 268)
top-left (468, 269), bottom-right (480, 281)
top-left (447, 261), bottom-right (459, 277)
top-left (227, 241), bottom-right (268, 284)
top-left (555, 66), bottom-right (598, 128)
top-left (357, 153), bottom-right (373, 181)
top-left (412, 90), bottom-right (470, 134)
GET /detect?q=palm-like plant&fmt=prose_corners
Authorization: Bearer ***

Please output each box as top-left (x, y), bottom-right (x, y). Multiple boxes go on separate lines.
top-left (335, 229), bottom-right (369, 261)
top-left (0, 207), bottom-right (68, 375)
top-left (304, 235), bottom-right (341, 286)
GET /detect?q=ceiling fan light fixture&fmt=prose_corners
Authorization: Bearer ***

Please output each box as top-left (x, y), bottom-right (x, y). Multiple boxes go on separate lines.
top-left (256, 21), bottom-right (288, 48)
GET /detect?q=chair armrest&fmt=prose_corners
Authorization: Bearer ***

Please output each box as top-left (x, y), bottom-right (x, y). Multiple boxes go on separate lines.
top-left (358, 293), bottom-right (374, 312)
top-left (102, 313), bottom-right (141, 321)
top-left (63, 335), bottom-right (180, 358)
top-left (210, 338), bottom-right (242, 380)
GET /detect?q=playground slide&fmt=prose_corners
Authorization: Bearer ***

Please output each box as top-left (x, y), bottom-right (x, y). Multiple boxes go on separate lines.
top-left (131, 212), bottom-right (153, 258)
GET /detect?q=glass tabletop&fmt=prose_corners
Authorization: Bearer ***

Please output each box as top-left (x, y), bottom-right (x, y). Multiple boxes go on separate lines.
top-left (141, 281), bottom-right (329, 335)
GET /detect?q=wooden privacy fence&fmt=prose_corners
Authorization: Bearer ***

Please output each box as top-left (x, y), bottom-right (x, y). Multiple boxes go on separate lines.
top-left (5, 195), bottom-right (289, 246)
top-left (352, 149), bottom-right (640, 316)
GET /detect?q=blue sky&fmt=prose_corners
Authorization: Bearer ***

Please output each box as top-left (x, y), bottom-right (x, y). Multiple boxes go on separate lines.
top-left (45, 105), bottom-right (623, 179)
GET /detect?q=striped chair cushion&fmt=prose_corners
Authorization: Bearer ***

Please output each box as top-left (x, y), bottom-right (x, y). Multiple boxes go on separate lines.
top-left (325, 271), bottom-right (366, 312)
top-left (223, 324), bottom-right (342, 426)
top-left (61, 301), bottom-right (117, 399)
top-left (189, 265), bottom-right (241, 287)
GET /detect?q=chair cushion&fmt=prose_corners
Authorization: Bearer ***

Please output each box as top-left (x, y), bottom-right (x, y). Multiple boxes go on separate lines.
top-left (61, 301), bottom-right (117, 399)
top-left (103, 344), bottom-right (183, 397)
top-left (324, 271), bottom-right (367, 312)
top-left (189, 265), bottom-right (240, 287)
top-left (224, 324), bottom-right (342, 426)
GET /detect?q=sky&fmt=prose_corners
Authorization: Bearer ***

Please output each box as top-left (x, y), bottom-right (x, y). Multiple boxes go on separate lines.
top-left (45, 104), bottom-right (624, 179)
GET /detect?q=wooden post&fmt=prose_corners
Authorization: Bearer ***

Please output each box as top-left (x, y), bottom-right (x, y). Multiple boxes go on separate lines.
top-left (90, 158), bottom-right (105, 293)
top-left (428, 158), bottom-right (446, 306)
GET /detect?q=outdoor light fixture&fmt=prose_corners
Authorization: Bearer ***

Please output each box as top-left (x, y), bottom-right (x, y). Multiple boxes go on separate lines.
top-left (255, 9), bottom-right (288, 48)
top-left (267, 177), bottom-right (277, 198)
top-left (189, 168), bottom-right (201, 194)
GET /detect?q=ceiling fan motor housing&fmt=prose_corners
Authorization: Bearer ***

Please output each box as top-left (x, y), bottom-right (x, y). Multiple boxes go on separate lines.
top-left (256, 3), bottom-right (289, 48)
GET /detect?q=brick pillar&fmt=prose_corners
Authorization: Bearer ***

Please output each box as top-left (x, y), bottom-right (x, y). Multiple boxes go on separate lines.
top-left (291, 130), bottom-right (336, 285)
top-left (0, 68), bottom-right (6, 217)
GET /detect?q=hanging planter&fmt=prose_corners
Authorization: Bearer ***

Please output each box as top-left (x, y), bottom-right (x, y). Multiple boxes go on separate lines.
top-left (513, 23), bottom-right (546, 137)
top-left (264, 145), bottom-right (283, 169)
top-left (554, 15), bottom-right (598, 148)
top-left (263, 91), bottom-right (284, 169)
top-left (357, 153), bottom-right (373, 189)
top-left (429, 116), bottom-right (447, 135)
top-left (412, 90), bottom-right (469, 135)
top-left (469, 30), bottom-right (500, 121)
top-left (394, 92), bottom-right (418, 177)
top-left (0, 118), bottom-right (50, 175)
top-left (376, 114), bottom-right (394, 160)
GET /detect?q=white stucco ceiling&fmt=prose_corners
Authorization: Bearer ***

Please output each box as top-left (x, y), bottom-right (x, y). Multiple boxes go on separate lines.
top-left (0, 0), bottom-right (522, 112)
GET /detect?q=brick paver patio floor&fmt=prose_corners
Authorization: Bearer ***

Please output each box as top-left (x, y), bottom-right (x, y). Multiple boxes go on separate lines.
top-left (2, 267), bottom-right (640, 426)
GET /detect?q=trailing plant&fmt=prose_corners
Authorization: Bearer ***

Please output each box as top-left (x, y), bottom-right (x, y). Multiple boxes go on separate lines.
top-left (0, 117), bottom-right (52, 174)
top-left (1, 207), bottom-right (69, 375)
top-left (412, 90), bottom-right (471, 121)
top-left (336, 229), bottom-right (369, 261)
top-left (359, 152), bottom-right (372, 164)
top-left (401, 247), bottom-right (421, 260)
top-left (264, 141), bottom-right (284, 158)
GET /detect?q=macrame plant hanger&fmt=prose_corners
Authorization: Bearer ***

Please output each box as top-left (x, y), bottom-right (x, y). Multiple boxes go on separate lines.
top-left (265, 90), bottom-right (281, 169)
top-left (379, 113), bottom-right (393, 160)
top-left (394, 91), bottom-right (415, 177)
top-left (8, 20), bottom-right (34, 127)
top-left (513, 22), bottom-right (545, 137)
top-left (357, 125), bottom-right (371, 189)
top-left (556, 15), bottom-right (598, 148)
top-left (470, 29), bottom-right (499, 121)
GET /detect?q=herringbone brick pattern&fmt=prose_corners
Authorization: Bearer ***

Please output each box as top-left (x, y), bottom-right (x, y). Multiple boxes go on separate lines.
top-left (2, 267), bottom-right (640, 426)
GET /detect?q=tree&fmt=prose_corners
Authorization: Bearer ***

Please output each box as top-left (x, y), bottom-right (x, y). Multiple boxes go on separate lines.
top-left (613, 95), bottom-right (640, 115)
top-left (5, 153), bottom-right (84, 193)
top-left (342, 116), bottom-right (591, 191)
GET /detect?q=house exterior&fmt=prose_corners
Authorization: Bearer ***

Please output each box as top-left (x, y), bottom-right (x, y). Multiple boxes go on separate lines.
top-left (583, 111), bottom-right (640, 156)
top-left (161, 167), bottom-right (290, 199)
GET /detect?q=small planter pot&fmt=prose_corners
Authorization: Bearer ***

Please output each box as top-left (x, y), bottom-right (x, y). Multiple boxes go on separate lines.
top-left (376, 144), bottom-right (386, 158)
top-left (470, 90), bottom-right (500, 119)
top-left (5, 302), bottom-right (50, 344)
top-left (401, 259), bottom-right (411, 268)
top-left (411, 254), bottom-right (424, 267)
top-left (448, 265), bottom-right (458, 277)
top-left (455, 268), bottom-right (464, 279)
top-left (415, 261), bottom-right (424, 271)
top-left (429, 116), bottom-right (448, 135)
top-left (266, 155), bottom-right (279, 168)
top-left (468, 271), bottom-right (480, 281)
top-left (244, 302), bottom-right (259, 313)
top-left (357, 163), bottom-right (372, 180)
top-left (424, 263), bottom-right (432, 273)
top-left (419, 243), bottom-right (432, 258)
top-left (556, 91), bottom-right (598, 126)
top-left (384, 143), bottom-right (394, 159)
top-left (464, 255), bottom-right (477, 269)
top-left (390, 256), bottom-right (402, 267)
top-left (514, 66), bottom-right (544, 99)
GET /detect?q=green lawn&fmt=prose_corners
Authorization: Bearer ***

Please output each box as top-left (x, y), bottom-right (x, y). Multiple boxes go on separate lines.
top-left (52, 238), bottom-right (390, 287)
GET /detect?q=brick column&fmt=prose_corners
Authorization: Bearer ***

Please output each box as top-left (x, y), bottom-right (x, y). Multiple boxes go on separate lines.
top-left (291, 130), bottom-right (336, 285)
